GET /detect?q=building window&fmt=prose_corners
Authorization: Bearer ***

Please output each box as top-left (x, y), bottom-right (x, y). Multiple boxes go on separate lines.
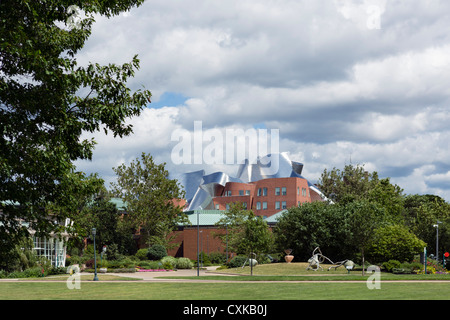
top-left (239, 190), bottom-right (244, 196)
top-left (246, 190), bottom-right (250, 195)
top-left (226, 204), bottom-right (230, 210)
top-left (227, 190), bottom-right (232, 196)
top-left (302, 188), bottom-right (307, 197)
top-left (282, 187), bottom-right (287, 195)
top-left (297, 187), bottom-right (300, 195)
top-left (275, 187), bottom-right (280, 195)
top-left (257, 188), bottom-right (262, 196)
top-left (263, 202), bottom-right (268, 210)
top-left (215, 204), bottom-right (220, 210)
top-left (275, 201), bottom-right (280, 210)
top-left (282, 201), bottom-right (287, 209)
top-left (263, 187), bottom-right (268, 196)
top-left (33, 237), bottom-right (66, 268)
top-left (256, 202), bottom-right (261, 210)
top-left (243, 202), bottom-right (247, 209)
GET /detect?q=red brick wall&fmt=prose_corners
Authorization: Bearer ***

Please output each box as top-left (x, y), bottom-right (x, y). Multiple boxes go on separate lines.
top-left (211, 177), bottom-right (313, 217)
top-left (167, 227), bottom-right (227, 260)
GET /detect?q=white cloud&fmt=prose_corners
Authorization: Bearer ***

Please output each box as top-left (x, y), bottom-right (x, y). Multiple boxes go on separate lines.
top-left (75, 0), bottom-right (450, 201)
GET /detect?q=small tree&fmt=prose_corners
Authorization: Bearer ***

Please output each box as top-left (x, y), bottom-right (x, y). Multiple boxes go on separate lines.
top-left (111, 153), bottom-right (188, 249)
top-left (346, 200), bottom-right (386, 275)
top-left (367, 224), bottom-right (426, 263)
top-left (215, 202), bottom-right (253, 254)
top-left (238, 214), bottom-right (273, 257)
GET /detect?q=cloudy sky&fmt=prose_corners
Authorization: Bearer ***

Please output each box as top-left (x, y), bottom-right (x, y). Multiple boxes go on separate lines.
top-left (74, 0), bottom-right (450, 201)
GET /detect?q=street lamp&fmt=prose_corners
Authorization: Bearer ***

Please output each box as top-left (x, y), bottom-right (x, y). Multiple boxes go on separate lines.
top-left (92, 228), bottom-right (99, 281)
top-left (432, 221), bottom-right (442, 262)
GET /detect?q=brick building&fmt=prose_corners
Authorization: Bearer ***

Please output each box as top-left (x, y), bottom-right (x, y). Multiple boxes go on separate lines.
top-left (213, 177), bottom-right (317, 217)
top-left (121, 153), bottom-right (328, 260)
top-left (164, 153), bottom-right (327, 259)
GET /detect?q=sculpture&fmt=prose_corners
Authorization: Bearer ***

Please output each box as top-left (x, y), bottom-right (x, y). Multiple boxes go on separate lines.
top-left (306, 247), bottom-right (351, 271)
top-left (284, 249), bottom-right (294, 263)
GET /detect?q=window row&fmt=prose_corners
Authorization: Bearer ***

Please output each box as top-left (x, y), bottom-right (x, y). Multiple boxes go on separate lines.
top-left (223, 187), bottom-right (308, 197)
top-left (223, 190), bottom-right (251, 196)
top-left (256, 201), bottom-right (287, 210)
top-left (216, 201), bottom-right (287, 211)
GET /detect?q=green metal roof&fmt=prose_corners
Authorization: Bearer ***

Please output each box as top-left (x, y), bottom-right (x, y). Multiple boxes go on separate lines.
top-left (183, 210), bottom-right (226, 226)
top-left (110, 198), bottom-right (128, 211)
top-left (263, 210), bottom-right (287, 224)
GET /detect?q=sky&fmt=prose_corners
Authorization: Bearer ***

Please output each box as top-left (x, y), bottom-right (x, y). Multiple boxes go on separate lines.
top-left (74, 0), bottom-right (450, 201)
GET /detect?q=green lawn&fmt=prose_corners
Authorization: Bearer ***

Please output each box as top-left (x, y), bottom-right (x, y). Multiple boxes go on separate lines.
top-left (0, 281), bottom-right (449, 300)
top-left (1, 262), bottom-right (448, 300)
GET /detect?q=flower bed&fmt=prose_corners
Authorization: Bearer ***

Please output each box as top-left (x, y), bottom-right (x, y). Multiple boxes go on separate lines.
top-left (135, 268), bottom-right (173, 272)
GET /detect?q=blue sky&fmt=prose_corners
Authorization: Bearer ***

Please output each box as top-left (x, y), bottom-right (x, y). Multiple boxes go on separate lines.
top-left (75, 0), bottom-right (450, 201)
top-left (150, 92), bottom-right (189, 109)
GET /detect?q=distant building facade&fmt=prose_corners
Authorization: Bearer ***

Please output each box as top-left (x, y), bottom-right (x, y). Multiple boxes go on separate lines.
top-left (175, 153), bottom-right (326, 218)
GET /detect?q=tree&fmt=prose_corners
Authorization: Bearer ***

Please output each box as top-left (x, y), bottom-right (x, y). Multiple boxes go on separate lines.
top-left (403, 194), bottom-right (450, 256)
top-left (273, 202), bottom-right (353, 262)
top-left (69, 189), bottom-right (137, 257)
top-left (215, 202), bottom-right (254, 254)
top-left (367, 224), bottom-right (426, 263)
top-left (318, 164), bottom-right (376, 205)
top-left (0, 1), bottom-right (151, 246)
top-left (237, 214), bottom-right (273, 256)
top-left (111, 152), bottom-right (187, 249)
top-left (345, 200), bottom-right (386, 275)
top-left (318, 164), bottom-right (404, 210)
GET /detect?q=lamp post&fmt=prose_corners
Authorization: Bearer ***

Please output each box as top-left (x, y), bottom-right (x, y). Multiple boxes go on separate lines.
top-left (92, 228), bottom-right (99, 281)
top-left (226, 223), bottom-right (228, 264)
top-left (432, 221), bottom-right (442, 262)
top-left (197, 210), bottom-right (199, 277)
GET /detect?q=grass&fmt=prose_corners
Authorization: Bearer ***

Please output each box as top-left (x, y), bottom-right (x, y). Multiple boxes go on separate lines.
top-left (0, 262), bottom-right (448, 300)
top-left (190, 262), bottom-right (450, 281)
top-left (16, 274), bottom-right (139, 281)
top-left (0, 282), bottom-right (449, 300)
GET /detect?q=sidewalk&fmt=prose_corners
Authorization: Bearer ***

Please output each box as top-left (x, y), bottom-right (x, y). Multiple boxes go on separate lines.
top-left (107, 266), bottom-right (231, 281)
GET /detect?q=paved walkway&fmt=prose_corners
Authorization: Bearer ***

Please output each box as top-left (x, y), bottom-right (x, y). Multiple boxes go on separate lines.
top-left (2, 266), bottom-right (450, 283)
top-left (108, 266), bottom-right (236, 281)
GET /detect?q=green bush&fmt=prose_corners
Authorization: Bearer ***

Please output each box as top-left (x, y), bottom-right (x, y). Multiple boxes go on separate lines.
top-left (147, 261), bottom-right (163, 269)
top-left (135, 248), bottom-right (149, 261)
top-left (160, 256), bottom-right (177, 269)
top-left (208, 252), bottom-right (226, 265)
top-left (368, 225), bottom-right (426, 263)
top-left (227, 255), bottom-right (248, 268)
top-left (382, 260), bottom-right (401, 272)
top-left (401, 262), bottom-right (423, 273)
top-left (197, 251), bottom-right (211, 266)
top-left (147, 244), bottom-right (167, 261)
top-left (176, 257), bottom-right (194, 269)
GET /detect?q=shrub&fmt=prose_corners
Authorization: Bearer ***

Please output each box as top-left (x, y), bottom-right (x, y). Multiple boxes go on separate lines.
top-left (135, 248), bottom-right (149, 261)
top-left (176, 257), bottom-right (194, 269)
top-left (22, 267), bottom-right (43, 278)
top-left (368, 225), bottom-right (426, 263)
top-left (147, 244), bottom-right (167, 261)
top-left (147, 261), bottom-right (163, 269)
top-left (160, 256), bottom-right (177, 269)
top-left (382, 260), bottom-right (401, 272)
top-left (197, 251), bottom-right (211, 266)
top-left (401, 262), bottom-right (423, 273)
top-left (227, 255), bottom-right (248, 268)
top-left (84, 258), bottom-right (96, 269)
top-left (208, 252), bottom-right (226, 265)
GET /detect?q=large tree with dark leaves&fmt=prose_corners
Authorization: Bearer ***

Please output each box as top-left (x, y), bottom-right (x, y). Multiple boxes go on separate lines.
top-left (0, 1), bottom-right (151, 248)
